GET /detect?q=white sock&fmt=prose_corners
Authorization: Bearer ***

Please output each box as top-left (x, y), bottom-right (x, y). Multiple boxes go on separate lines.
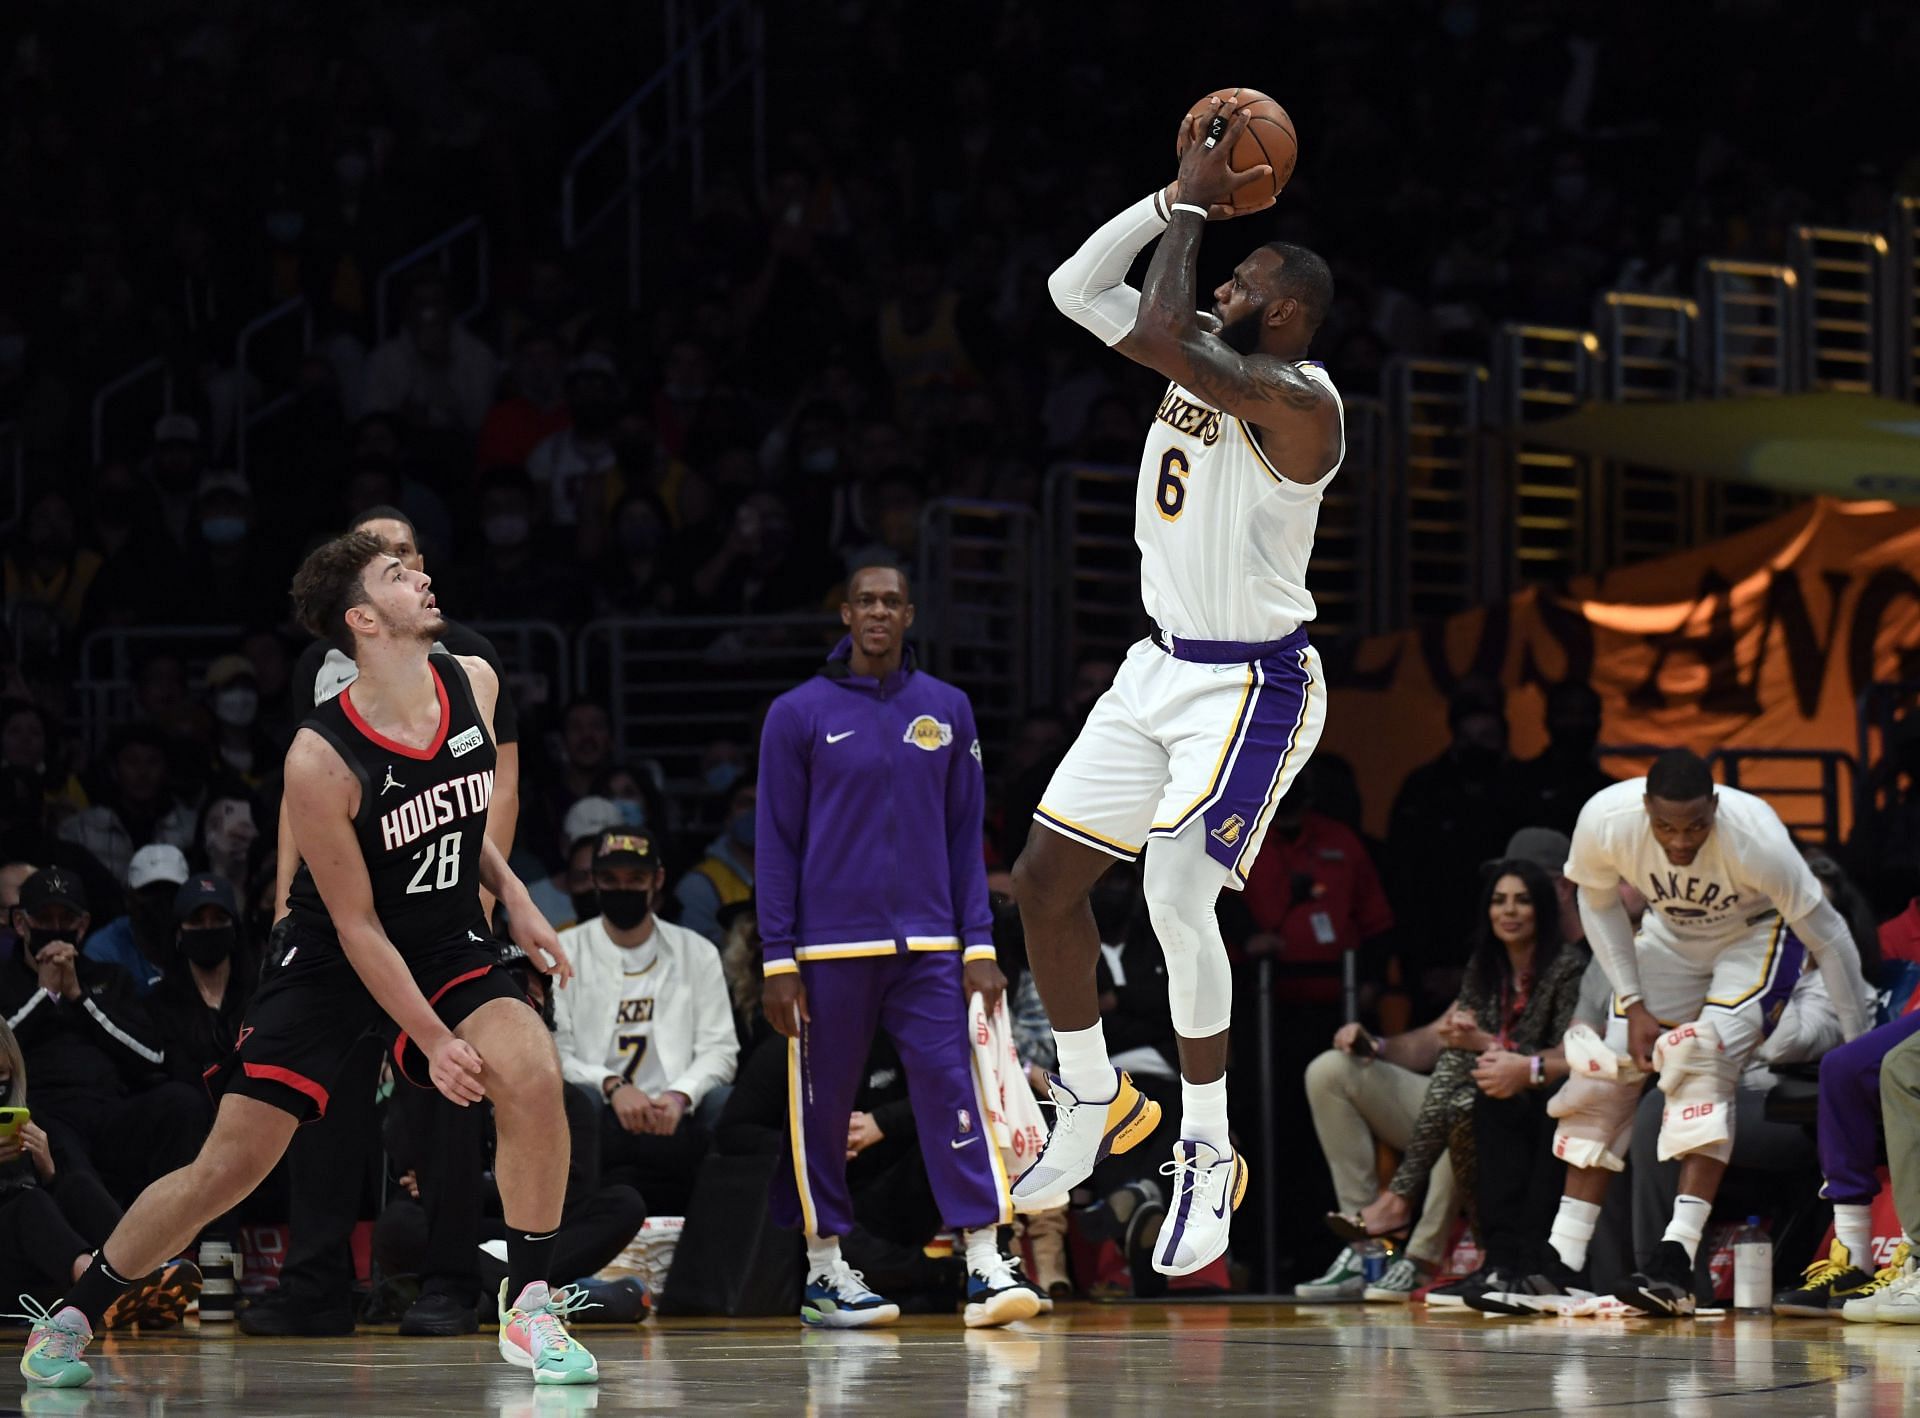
top-left (1053, 1021), bottom-right (1118, 1101)
top-left (1548, 1197), bottom-right (1602, 1272)
top-left (963, 1226), bottom-right (1001, 1274)
top-left (1833, 1204), bottom-right (1873, 1267)
top-left (1664, 1194), bottom-right (1712, 1263)
top-left (1181, 1075), bottom-right (1231, 1151)
top-left (805, 1233), bottom-right (841, 1277)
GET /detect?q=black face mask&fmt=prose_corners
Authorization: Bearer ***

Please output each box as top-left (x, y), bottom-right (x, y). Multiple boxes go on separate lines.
top-left (131, 897), bottom-right (175, 947)
top-left (598, 888), bottom-right (652, 932)
top-left (569, 891), bottom-right (600, 924)
top-left (179, 926), bottom-right (236, 969)
top-left (1454, 741), bottom-right (1502, 777)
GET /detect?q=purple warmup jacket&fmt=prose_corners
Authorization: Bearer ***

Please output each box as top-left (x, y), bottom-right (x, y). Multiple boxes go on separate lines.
top-left (755, 639), bottom-right (994, 976)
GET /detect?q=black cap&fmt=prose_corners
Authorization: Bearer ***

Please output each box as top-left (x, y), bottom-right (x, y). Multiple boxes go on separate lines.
top-left (18, 867), bottom-right (87, 916)
top-left (173, 874), bottom-right (239, 923)
top-left (593, 831), bottom-right (659, 869)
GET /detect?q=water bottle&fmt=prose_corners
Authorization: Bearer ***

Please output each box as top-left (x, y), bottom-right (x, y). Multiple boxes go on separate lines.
top-left (1732, 1216), bottom-right (1773, 1313)
top-left (1358, 1238), bottom-right (1389, 1287)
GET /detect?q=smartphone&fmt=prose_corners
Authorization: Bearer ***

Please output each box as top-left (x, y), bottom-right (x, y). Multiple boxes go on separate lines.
top-left (0, 1106), bottom-right (30, 1141)
top-left (1350, 1029), bottom-right (1377, 1060)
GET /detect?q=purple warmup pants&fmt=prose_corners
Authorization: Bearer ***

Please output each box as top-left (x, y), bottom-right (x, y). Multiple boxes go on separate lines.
top-left (771, 950), bottom-right (1010, 1240)
top-left (1819, 1010), bottom-right (1920, 1204)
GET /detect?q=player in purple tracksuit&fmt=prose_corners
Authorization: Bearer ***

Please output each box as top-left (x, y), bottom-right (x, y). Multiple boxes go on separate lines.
top-left (756, 564), bottom-right (1040, 1329)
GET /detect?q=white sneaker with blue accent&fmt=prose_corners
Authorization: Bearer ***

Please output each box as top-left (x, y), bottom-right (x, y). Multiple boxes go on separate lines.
top-left (1152, 1140), bottom-right (1248, 1278)
top-left (801, 1261), bottom-right (901, 1329)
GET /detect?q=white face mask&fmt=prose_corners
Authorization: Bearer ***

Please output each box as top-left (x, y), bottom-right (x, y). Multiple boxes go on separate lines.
top-left (213, 686), bottom-right (259, 728)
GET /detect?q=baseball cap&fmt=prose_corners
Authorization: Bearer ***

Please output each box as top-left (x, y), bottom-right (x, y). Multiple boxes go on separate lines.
top-left (128, 843), bottom-right (192, 891)
top-left (206, 654), bottom-right (256, 689)
top-left (18, 867), bottom-right (87, 916)
top-left (154, 413), bottom-right (202, 446)
top-left (562, 796), bottom-right (624, 848)
top-left (594, 832), bottom-right (659, 870)
top-left (1500, 827), bottom-right (1572, 877)
top-left (565, 352), bottom-right (620, 385)
top-left (174, 874), bottom-right (240, 923)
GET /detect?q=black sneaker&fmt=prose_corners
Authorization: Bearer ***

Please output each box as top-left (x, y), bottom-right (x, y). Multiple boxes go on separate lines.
top-left (1422, 1266), bottom-right (1492, 1310)
top-left (237, 1291), bottom-right (356, 1337)
top-left (1773, 1239), bottom-right (1873, 1318)
top-left (398, 1289), bottom-right (480, 1336)
top-left (1615, 1240), bottom-right (1698, 1317)
top-left (1470, 1256), bottom-right (1594, 1316)
top-left (102, 1257), bottom-right (203, 1331)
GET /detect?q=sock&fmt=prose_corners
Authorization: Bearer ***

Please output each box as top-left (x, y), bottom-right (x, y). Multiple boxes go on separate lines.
top-left (1663, 1194), bottom-right (1712, 1264)
top-left (64, 1252), bottom-right (136, 1330)
top-left (507, 1227), bottom-right (559, 1301)
top-left (805, 1233), bottom-right (842, 1278)
top-left (963, 1226), bottom-right (1001, 1274)
top-left (1833, 1203), bottom-right (1873, 1267)
top-left (1548, 1197), bottom-right (1602, 1273)
top-left (1053, 1021), bottom-right (1118, 1101)
top-left (1181, 1075), bottom-right (1231, 1151)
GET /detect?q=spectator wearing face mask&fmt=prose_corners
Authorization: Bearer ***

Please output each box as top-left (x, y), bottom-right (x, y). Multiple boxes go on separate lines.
top-left (675, 782), bottom-right (756, 948)
top-left (0, 699), bottom-right (87, 830)
top-left (524, 797), bottom-right (624, 931)
top-left (690, 492), bottom-right (839, 616)
top-left (459, 466), bottom-right (588, 624)
top-left (203, 655), bottom-right (279, 788)
top-left (57, 726), bottom-right (196, 885)
top-left (593, 494), bottom-right (681, 617)
top-left (80, 845), bottom-right (189, 998)
top-left (477, 329), bottom-right (571, 473)
top-left (362, 272), bottom-right (501, 436)
top-left (140, 415), bottom-right (207, 545)
top-left (1, 869), bottom-right (201, 1205)
top-left (190, 472), bottom-right (281, 615)
top-left (526, 354), bottom-right (623, 556)
top-left (594, 764), bottom-right (673, 848)
top-left (554, 832), bottom-right (739, 1218)
top-left (148, 875), bottom-right (255, 1086)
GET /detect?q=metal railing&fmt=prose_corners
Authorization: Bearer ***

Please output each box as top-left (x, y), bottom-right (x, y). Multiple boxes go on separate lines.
top-left (1599, 294), bottom-right (1699, 564)
top-left (375, 215), bottom-right (491, 343)
top-left (1790, 225), bottom-right (1890, 395)
top-left (918, 498), bottom-right (1046, 749)
top-left (1384, 357), bottom-right (1490, 624)
top-left (575, 612), bottom-right (840, 799)
top-left (1712, 747), bottom-right (1854, 845)
top-left (560, 0), bottom-right (765, 309)
top-left (233, 296), bottom-right (313, 479)
top-left (1895, 197), bottom-right (1920, 402)
top-left (90, 356), bottom-right (177, 466)
top-left (466, 619), bottom-right (572, 720)
top-left (75, 625), bottom-right (251, 753)
top-left (1700, 258), bottom-right (1800, 397)
top-left (1042, 462), bottom-right (1149, 676)
top-left (1494, 324), bottom-right (1602, 585)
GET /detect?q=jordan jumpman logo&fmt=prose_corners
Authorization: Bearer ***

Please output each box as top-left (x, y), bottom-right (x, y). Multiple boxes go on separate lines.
top-left (382, 766), bottom-right (404, 795)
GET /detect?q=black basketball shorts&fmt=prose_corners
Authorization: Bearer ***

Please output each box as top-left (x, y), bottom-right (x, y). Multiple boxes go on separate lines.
top-left (205, 924), bottom-right (527, 1122)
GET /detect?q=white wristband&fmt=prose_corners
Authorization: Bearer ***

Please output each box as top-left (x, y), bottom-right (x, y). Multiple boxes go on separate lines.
top-left (1170, 202), bottom-right (1209, 219)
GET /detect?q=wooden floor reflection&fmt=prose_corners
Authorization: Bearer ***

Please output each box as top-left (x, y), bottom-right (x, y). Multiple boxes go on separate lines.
top-left (9, 1301), bottom-right (1917, 1416)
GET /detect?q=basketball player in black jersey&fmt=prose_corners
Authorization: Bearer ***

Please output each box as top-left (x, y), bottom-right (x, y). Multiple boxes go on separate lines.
top-left (19, 531), bottom-right (599, 1390)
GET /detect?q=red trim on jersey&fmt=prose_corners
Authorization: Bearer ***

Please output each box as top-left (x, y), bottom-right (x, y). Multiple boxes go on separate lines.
top-left (340, 663), bottom-right (451, 761)
top-left (243, 1062), bottom-right (331, 1116)
top-left (392, 964), bottom-right (496, 1085)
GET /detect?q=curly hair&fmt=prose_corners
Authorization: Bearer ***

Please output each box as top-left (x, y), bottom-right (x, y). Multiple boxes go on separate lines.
top-left (288, 530), bottom-right (388, 652)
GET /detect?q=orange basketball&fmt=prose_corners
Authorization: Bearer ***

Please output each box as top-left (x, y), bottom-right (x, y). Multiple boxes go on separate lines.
top-left (1180, 87), bottom-right (1297, 213)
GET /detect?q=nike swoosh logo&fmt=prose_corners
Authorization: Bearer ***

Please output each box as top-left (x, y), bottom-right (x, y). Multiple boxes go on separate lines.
top-left (951, 1136), bottom-right (978, 1150)
top-left (826, 731), bottom-right (856, 744)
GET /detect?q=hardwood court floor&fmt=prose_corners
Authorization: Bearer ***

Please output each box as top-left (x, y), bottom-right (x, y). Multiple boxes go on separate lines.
top-left (8, 1303), bottom-right (1916, 1416)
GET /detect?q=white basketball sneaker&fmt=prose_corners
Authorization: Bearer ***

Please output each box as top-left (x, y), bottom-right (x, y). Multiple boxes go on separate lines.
top-left (1152, 1140), bottom-right (1248, 1277)
top-left (1009, 1072), bottom-right (1161, 1209)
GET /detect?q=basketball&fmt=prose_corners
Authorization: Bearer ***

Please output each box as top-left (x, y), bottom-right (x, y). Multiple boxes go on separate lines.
top-left (1181, 87), bottom-right (1297, 212)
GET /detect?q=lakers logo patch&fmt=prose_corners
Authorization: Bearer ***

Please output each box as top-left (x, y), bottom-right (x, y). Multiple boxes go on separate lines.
top-left (903, 715), bottom-right (953, 751)
top-left (1210, 814), bottom-right (1247, 847)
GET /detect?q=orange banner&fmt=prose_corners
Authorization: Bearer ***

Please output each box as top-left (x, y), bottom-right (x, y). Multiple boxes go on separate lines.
top-left (1320, 498), bottom-right (1920, 839)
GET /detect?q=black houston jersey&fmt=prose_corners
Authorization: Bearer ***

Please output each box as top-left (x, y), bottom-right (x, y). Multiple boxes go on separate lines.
top-left (286, 652), bottom-right (496, 950)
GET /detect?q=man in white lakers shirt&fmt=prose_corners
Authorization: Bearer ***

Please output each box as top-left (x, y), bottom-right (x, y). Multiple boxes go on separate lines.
top-left (1527, 748), bottom-right (1870, 1318)
top-left (1007, 95), bottom-right (1340, 1276)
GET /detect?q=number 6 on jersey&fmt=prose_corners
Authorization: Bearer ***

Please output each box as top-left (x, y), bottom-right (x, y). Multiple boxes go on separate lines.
top-left (1155, 447), bottom-right (1191, 521)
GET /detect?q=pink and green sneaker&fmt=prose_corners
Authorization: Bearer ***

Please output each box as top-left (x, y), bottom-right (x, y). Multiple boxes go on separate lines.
top-left (497, 1280), bottom-right (599, 1385)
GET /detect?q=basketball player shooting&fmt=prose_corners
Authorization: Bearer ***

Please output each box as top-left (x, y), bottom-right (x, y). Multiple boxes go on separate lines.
top-left (17, 531), bottom-right (598, 1390)
top-left (1008, 93), bottom-right (1342, 1277)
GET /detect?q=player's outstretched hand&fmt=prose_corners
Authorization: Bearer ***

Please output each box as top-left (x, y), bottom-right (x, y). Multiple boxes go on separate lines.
top-left (1171, 96), bottom-right (1274, 217)
top-left (430, 1037), bottom-right (488, 1106)
top-left (763, 973), bottom-right (810, 1039)
top-left (511, 910), bottom-right (574, 988)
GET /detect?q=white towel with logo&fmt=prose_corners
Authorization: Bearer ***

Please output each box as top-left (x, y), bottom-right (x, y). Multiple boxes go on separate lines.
top-left (969, 991), bottom-right (1068, 1212)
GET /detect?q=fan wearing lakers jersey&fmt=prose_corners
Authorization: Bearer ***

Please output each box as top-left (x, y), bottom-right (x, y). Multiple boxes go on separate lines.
top-left (1008, 94), bottom-right (1341, 1277)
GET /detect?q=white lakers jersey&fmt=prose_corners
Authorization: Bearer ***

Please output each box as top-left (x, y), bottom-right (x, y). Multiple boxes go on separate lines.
top-left (1133, 361), bottom-right (1344, 643)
